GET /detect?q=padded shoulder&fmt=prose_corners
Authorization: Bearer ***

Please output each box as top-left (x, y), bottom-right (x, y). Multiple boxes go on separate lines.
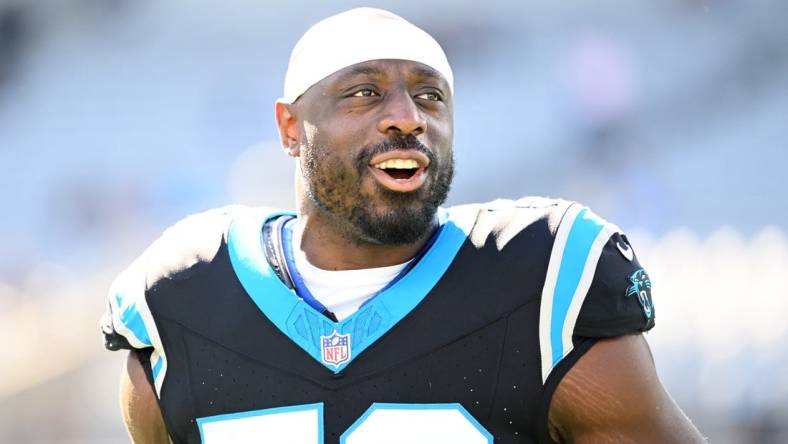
top-left (101, 205), bottom-right (253, 352)
top-left (477, 196), bottom-right (571, 217)
top-left (464, 197), bottom-right (573, 250)
top-left (141, 205), bottom-right (240, 286)
top-left (101, 205), bottom-right (284, 395)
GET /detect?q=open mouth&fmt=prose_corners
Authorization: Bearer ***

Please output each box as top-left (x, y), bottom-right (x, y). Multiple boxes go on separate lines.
top-left (373, 159), bottom-right (420, 180)
top-left (368, 151), bottom-right (430, 192)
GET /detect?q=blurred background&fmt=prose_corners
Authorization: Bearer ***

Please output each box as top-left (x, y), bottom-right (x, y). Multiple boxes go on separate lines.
top-left (1, 0), bottom-right (786, 442)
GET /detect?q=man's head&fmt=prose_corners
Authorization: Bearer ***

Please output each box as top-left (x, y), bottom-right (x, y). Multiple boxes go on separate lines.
top-left (275, 8), bottom-right (455, 246)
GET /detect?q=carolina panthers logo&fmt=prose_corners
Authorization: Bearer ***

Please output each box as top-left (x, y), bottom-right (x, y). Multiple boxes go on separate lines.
top-left (625, 269), bottom-right (653, 320)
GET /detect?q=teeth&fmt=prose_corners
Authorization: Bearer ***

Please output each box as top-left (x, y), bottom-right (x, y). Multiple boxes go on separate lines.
top-left (374, 159), bottom-right (419, 169)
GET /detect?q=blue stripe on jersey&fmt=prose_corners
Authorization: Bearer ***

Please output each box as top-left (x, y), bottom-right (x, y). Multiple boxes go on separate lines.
top-left (115, 292), bottom-right (152, 347)
top-left (550, 208), bottom-right (605, 366)
top-left (227, 207), bottom-right (475, 374)
top-left (152, 355), bottom-right (163, 381)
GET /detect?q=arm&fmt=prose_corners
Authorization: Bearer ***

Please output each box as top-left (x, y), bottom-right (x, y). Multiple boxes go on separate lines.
top-left (119, 350), bottom-right (171, 444)
top-left (548, 334), bottom-right (705, 444)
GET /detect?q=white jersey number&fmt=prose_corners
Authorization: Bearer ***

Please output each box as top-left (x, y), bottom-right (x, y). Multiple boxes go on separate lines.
top-left (198, 402), bottom-right (493, 444)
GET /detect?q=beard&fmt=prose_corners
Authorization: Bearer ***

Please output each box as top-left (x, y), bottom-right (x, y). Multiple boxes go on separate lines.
top-left (301, 135), bottom-right (454, 245)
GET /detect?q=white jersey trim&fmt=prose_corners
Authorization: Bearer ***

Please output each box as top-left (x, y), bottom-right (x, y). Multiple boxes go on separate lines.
top-left (539, 203), bottom-right (618, 383)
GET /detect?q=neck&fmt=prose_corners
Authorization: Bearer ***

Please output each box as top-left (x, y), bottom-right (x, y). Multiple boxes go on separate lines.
top-left (296, 206), bottom-right (437, 271)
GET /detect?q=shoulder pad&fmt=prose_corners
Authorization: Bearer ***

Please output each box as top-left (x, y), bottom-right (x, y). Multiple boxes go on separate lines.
top-left (462, 197), bottom-right (572, 250)
top-left (101, 205), bottom-right (244, 351)
top-left (142, 205), bottom-right (241, 286)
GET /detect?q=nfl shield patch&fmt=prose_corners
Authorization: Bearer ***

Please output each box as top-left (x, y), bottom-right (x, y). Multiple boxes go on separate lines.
top-left (321, 330), bottom-right (351, 368)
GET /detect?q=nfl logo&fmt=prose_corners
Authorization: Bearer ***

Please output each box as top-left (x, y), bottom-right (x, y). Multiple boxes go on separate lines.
top-left (320, 330), bottom-right (351, 368)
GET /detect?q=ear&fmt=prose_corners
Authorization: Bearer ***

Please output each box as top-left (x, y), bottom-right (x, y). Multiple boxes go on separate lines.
top-left (275, 100), bottom-right (300, 157)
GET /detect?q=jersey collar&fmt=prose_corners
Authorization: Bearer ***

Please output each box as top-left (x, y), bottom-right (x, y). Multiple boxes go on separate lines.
top-left (226, 206), bottom-right (477, 374)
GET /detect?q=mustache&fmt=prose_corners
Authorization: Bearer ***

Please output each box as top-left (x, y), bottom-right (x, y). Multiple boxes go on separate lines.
top-left (356, 135), bottom-right (437, 169)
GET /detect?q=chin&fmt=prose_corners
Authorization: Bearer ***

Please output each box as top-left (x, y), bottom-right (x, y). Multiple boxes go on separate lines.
top-left (350, 203), bottom-right (438, 246)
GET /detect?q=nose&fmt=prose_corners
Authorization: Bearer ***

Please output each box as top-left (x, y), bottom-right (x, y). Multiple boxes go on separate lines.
top-left (377, 90), bottom-right (426, 137)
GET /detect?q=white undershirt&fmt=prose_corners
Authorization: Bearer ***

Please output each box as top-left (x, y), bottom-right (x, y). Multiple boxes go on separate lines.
top-left (292, 222), bottom-right (411, 321)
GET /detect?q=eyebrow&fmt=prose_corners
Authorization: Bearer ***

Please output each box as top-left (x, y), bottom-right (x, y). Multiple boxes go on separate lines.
top-left (340, 63), bottom-right (445, 83)
top-left (411, 65), bottom-right (443, 82)
top-left (344, 65), bottom-right (385, 78)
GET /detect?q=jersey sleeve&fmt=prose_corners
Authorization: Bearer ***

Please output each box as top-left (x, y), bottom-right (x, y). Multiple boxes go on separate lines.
top-left (537, 202), bottom-right (655, 383)
top-left (100, 254), bottom-right (156, 351)
top-left (573, 231), bottom-right (655, 337)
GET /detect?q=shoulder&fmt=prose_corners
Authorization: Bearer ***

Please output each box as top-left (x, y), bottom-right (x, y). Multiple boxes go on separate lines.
top-left (452, 196), bottom-right (573, 225)
top-left (133, 205), bottom-right (241, 287)
top-left (118, 205), bottom-right (286, 289)
top-left (101, 205), bottom-right (283, 351)
top-left (445, 196), bottom-right (615, 233)
top-left (445, 197), bottom-right (574, 249)
top-left (466, 198), bottom-right (656, 380)
top-left (446, 197), bottom-right (626, 252)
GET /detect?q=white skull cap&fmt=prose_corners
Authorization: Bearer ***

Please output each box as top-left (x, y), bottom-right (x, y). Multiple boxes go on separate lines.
top-left (281, 7), bottom-right (453, 103)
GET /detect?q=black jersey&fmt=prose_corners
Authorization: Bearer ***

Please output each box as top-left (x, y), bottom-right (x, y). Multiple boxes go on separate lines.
top-left (101, 197), bottom-right (654, 444)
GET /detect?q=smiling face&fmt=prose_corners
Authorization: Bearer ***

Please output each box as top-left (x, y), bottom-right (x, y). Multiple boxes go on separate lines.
top-left (277, 59), bottom-right (454, 246)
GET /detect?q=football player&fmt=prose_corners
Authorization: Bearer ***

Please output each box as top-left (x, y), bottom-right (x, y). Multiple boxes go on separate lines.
top-left (101, 8), bottom-right (705, 443)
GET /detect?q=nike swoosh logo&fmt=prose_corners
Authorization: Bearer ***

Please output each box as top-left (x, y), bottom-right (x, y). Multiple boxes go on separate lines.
top-left (616, 241), bottom-right (634, 261)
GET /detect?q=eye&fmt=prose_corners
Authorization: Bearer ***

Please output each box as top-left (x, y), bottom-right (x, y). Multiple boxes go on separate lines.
top-left (352, 88), bottom-right (379, 97)
top-left (415, 91), bottom-right (442, 102)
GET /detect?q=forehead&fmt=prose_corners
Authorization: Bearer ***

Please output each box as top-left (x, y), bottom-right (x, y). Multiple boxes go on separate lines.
top-left (318, 59), bottom-right (450, 90)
